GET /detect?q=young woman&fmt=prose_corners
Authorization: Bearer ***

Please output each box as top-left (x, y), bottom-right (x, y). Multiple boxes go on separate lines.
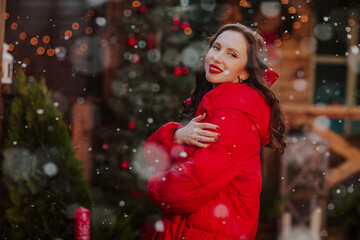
top-left (144, 23), bottom-right (286, 240)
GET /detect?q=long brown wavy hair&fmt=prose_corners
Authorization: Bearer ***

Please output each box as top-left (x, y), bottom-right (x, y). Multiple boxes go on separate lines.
top-left (179, 23), bottom-right (287, 154)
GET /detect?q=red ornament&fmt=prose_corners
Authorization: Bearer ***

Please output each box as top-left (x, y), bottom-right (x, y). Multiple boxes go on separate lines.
top-left (173, 18), bottom-right (181, 25)
top-left (147, 34), bottom-right (155, 50)
top-left (182, 67), bottom-right (189, 74)
top-left (122, 160), bottom-right (129, 169)
top-left (128, 37), bottom-right (137, 46)
top-left (130, 190), bottom-right (139, 198)
top-left (131, 54), bottom-right (140, 64)
top-left (139, 6), bottom-right (148, 13)
top-left (128, 121), bottom-right (136, 129)
top-left (171, 25), bottom-right (178, 32)
top-left (181, 22), bottom-right (189, 29)
top-left (174, 67), bottom-right (182, 76)
top-left (74, 207), bottom-right (90, 240)
top-left (102, 143), bottom-right (109, 150)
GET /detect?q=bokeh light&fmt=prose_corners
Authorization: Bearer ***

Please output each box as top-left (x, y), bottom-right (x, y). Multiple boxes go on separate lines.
top-left (19, 32), bottom-right (27, 40)
top-left (293, 21), bottom-right (301, 30)
top-left (30, 37), bottom-right (38, 45)
top-left (47, 48), bottom-right (55, 57)
top-left (8, 44), bottom-right (14, 51)
top-left (314, 116), bottom-right (331, 131)
top-left (300, 15), bottom-right (309, 23)
top-left (293, 78), bottom-right (308, 92)
top-left (132, 0), bottom-right (141, 8)
top-left (200, 0), bottom-right (216, 12)
top-left (314, 24), bottom-right (333, 41)
top-left (72, 22), bottom-right (80, 30)
top-left (288, 7), bottom-right (296, 14)
top-left (184, 27), bottom-right (192, 35)
top-left (42, 35), bottom-right (50, 44)
top-left (37, 47), bottom-right (45, 55)
top-left (10, 22), bottom-right (17, 30)
top-left (260, 1), bottom-right (281, 18)
top-left (65, 30), bottom-right (73, 39)
top-left (85, 27), bottom-right (93, 35)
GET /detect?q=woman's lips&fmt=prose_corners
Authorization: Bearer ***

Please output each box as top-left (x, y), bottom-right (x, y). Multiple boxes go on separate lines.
top-left (209, 64), bottom-right (223, 74)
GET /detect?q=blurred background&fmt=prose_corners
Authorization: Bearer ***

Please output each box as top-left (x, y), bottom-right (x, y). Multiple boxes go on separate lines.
top-left (0, 0), bottom-right (359, 239)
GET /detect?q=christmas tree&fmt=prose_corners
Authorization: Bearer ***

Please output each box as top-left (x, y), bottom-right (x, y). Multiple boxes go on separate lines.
top-left (0, 70), bottom-right (92, 239)
top-left (91, 1), bottom-right (222, 239)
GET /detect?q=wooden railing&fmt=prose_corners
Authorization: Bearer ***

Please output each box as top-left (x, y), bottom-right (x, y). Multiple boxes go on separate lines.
top-left (282, 103), bottom-right (360, 187)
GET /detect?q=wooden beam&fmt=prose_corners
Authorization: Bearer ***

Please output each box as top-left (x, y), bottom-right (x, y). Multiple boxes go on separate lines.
top-left (282, 103), bottom-right (360, 119)
top-left (310, 124), bottom-right (360, 187)
top-left (0, 0), bottom-right (7, 146)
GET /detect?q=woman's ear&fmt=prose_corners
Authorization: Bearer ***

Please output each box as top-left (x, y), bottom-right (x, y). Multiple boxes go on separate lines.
top-left (240, 71), bottom-right (249, 81)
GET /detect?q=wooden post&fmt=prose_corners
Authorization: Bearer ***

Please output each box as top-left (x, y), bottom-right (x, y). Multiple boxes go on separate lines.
top-left (102, 0), bottom-right (124, 97)
top-left (0, 0), bottom-right (7, 146)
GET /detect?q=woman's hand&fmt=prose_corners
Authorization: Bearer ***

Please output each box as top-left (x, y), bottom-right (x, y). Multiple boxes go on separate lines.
top-left (173, 112), bottom-right (220, 148)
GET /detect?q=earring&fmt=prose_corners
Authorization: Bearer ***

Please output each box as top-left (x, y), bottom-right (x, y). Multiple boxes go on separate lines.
top-left (238, 76), bottom-right (243, 82)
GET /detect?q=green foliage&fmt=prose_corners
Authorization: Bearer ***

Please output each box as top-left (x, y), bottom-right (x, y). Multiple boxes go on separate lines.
top-left (0, 70), bottom-right (92, 239)
top-left (327, 181), bottom-right (360, 238)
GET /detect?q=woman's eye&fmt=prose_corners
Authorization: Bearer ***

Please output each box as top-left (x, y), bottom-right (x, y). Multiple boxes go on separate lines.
top-left (213, 46), bottom-right (220, 50)
top-left (229, 53), bottom-right (236, 58)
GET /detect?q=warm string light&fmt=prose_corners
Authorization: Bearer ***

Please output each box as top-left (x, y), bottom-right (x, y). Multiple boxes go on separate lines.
top-left (72, 23), bottom-right (80, 30)
top-left (10, 23), bottom-right (17, 30)
top-left (65, 30), bottom-right (73, 39)
top-left (47, 48), bottom-right (55, 56)
top-left (19, 32), bottom-right (27, 40)
top-left (274, 39), bottom-right (282, 47)
top-left (281, 0), bottom-right (289, 4)
top-left (288, 7), bottom-right (296, 14)
top-left (184, 27), bottom-right (192, 35)
top-left (300, 15), bottom-right (309, 23)
top-left (30, 37), bottom-right (38, 45)
top-left (8, 44), bottom-right (14, 51)
top-left (293, 21), bottom-right (301, 30)
top-left (8, 9), bottom-right (96, 57)
top-left (132, 0), bottom-right (141, 8)
top-left (42, 35), bottom-right (50, 44)
top-left (85, 27), bottom-right (93, 35)
top-left (37, 47), bottom-right (45, 55)
top-left (239, 0), bottom-right (251, 8)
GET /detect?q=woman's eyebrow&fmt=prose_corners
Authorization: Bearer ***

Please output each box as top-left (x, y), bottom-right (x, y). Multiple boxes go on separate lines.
top-left (214, 41), bottom-right (240, 55)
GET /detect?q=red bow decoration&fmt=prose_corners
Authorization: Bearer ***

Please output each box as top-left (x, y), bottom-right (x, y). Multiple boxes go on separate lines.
top-left (263, 69), bottom-right (279, 87)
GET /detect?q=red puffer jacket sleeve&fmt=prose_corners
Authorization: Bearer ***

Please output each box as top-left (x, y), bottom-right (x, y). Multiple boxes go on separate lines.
top-left (147, 108), bottom-right (260, 214)
top-left (144, 122), bottom-right (185, 173)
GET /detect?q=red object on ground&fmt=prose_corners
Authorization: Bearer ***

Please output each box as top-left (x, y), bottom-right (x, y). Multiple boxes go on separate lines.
top-left (74, 207), bottom-right (90, 240)
top-left (144, 82), bottom-right (271, 239)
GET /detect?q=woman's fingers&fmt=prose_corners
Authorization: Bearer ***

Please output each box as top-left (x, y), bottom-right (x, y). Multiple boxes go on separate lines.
top-left (190, 139), bottom-right (209, 148)
top-left (192, 112), bottom-right (206, 122)
top-left (198, 135), bottom-right (218, 142)
top-left (199, 123), bottom-right (219, 130)
top-left (199, 129), bottom-right (220, 139)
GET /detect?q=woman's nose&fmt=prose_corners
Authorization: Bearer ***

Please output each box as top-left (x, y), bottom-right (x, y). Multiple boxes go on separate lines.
top-left (213, 51), bottom-right (223, 63)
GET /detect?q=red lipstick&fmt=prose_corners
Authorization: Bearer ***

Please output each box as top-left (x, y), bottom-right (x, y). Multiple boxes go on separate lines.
top-left (209, 64), bottom-right (223, 74)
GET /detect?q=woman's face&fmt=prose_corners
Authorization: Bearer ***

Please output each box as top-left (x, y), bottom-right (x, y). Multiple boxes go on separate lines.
top-left (204, 30), bottom-right (249, 88)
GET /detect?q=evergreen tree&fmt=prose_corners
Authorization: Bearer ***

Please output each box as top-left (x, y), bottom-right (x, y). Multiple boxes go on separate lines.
top-left (91, 1), bottom-right (222, 239)
top-left (1, 70), bottom-right (92, 239)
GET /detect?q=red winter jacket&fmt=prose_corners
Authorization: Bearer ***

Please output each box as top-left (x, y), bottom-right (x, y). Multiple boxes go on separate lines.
top-left (144, 82), bottom-right (271, 240)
